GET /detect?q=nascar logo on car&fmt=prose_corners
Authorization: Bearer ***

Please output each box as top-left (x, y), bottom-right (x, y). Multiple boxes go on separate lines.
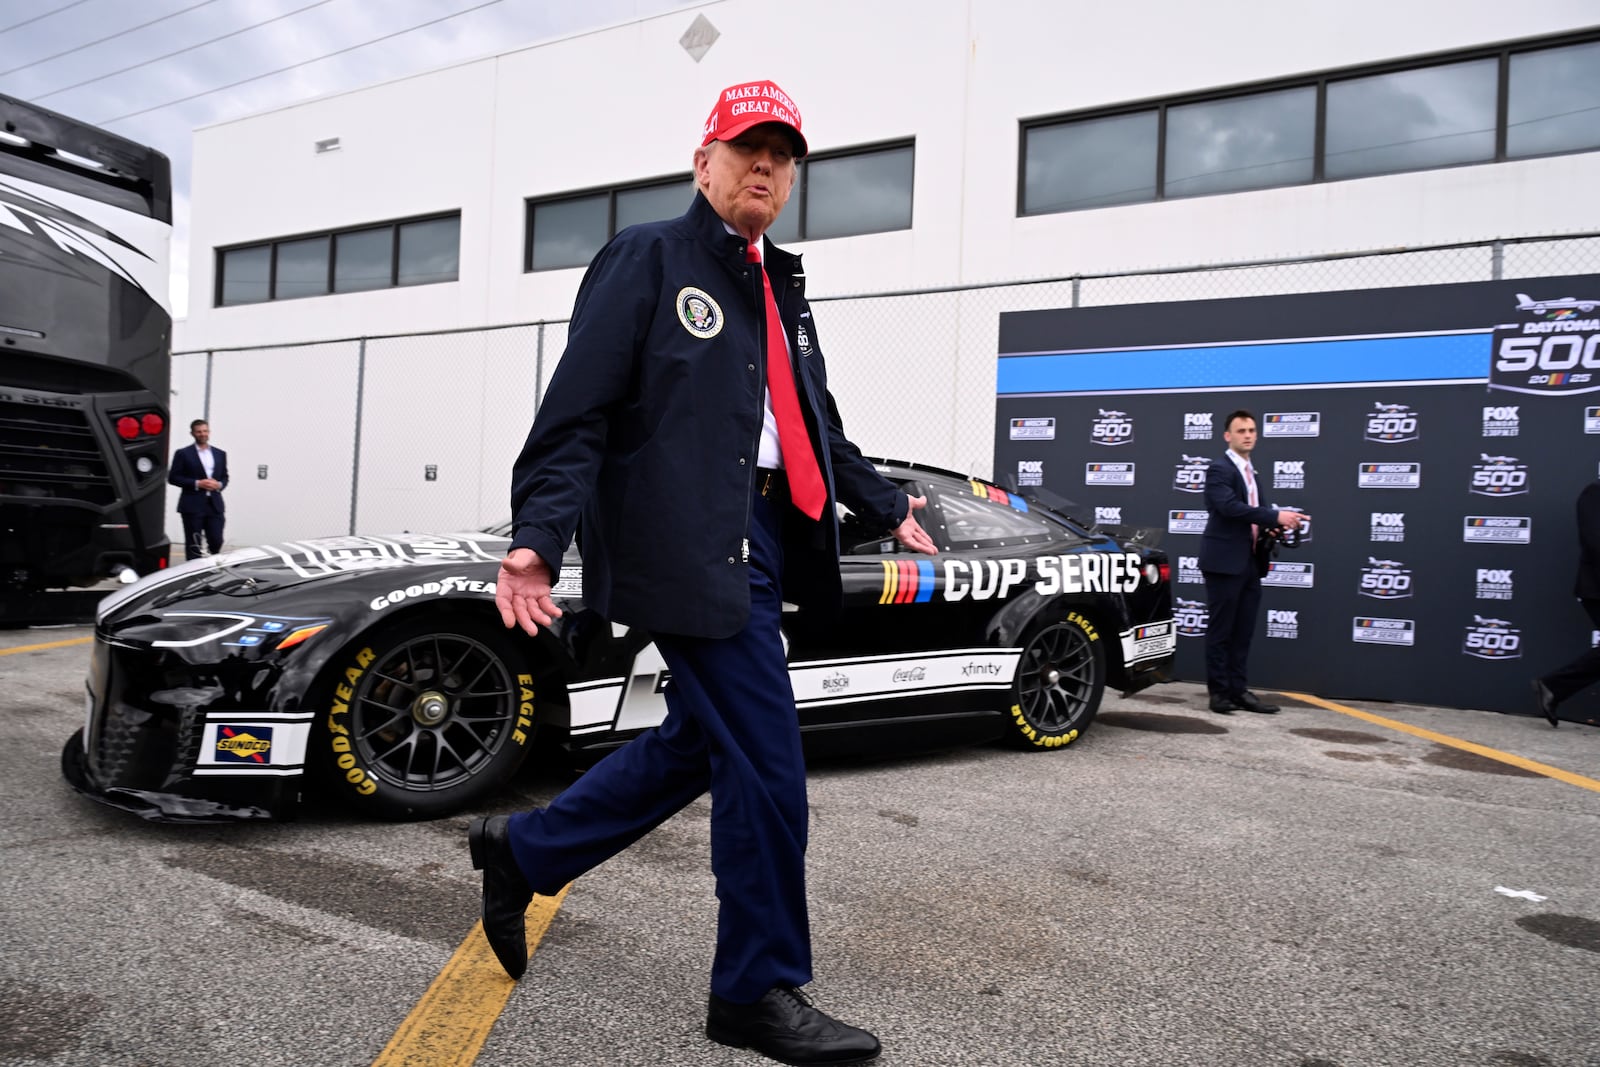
top-left (1364, 402), bottom-right (1420, 444)
top-left (1469, 454), bottom-right (1529, 497)
top-left (1463, 616), bottom-right (1522, 660)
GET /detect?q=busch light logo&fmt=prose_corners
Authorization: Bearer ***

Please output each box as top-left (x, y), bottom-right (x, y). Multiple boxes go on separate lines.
top-left (1490, 294), bottom-right (1600, 396)
top-left (1176, 555), bottom-right (1203, 584)
top-left (1482, 405), bottom-right (1520, 437)
top-left (1272, 460), bottom-right (1305, 491)
top-left (1263, 561), bottom-right (1314, 589)
top-left (1091, 408), bottom-right (1134, 446)
top-left (1463, 615), bottom-right (1522, 660)
top-left (1475, 568), bottom-right (1514, 600)
top-left (1358, 557), bottom-right (1413, 600)
top-left (1009, 417), bottom-right (1056, 441)
top-left (1183, 412), bottom-right (1213, 441)
top-left (1017, 459), bottom-right (1044, 487)
top-left (1168, 509), bottom-right (1208, 534)
top-left (821, 671), bottom-right (851, 693)
top-left (1463, 516), bottom-right (1532, 544)
top-left (1094, 506), bottom-right (1123, 526)
top-left (1085, 462), bottom-right (1135, 486)
top-left (1470, 454), bottom-right (1529, 497)
top-left (1358, 462), bottom-right (1421, 489)
top-left (1352, 617), bottom-right (1416, 646)
top-left (1370, 511), bottom-right (1406, 543)
top-left (1174, 597), bottom-right (1208, 637)
top-left (1586, 406), bottom-right (1600, 434)
top-left (1266, 609), bottom-right (1299, 640)
top-left (1263, 411), bottom-right (1321, 438)
top-left (1365, 402), bottom-right (1420, 444)
top-left (1173, 454), bottom-right (1209, 494)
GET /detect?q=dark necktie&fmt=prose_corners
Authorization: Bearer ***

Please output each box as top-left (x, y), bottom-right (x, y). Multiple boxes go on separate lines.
top-left (748, 242), bottom-right (825, 520)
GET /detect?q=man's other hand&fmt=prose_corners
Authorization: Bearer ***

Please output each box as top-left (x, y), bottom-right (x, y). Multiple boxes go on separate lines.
top-left (893, 494), bottom-right (938, 555)
top-left (1276, 510), bottom-right (1309, 528)
top-left (496, 548), bottom-right (565, 635)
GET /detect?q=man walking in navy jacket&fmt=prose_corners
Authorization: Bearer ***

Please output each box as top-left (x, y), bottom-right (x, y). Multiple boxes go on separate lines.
top-left (1199, 409), bottom-right (1307, 714)
top-left (168, 419), bottom-right (228, 560)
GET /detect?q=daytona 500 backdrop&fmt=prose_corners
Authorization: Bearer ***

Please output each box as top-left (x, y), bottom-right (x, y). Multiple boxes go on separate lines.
top-left (994, 274), bottom-right (1600, 719)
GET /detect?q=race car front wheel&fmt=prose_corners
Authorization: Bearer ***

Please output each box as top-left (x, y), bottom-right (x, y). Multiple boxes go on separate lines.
top-left (1004, 610), bottom-right (1106, 750)
top-left (313, 617), bottom-right (535, 820)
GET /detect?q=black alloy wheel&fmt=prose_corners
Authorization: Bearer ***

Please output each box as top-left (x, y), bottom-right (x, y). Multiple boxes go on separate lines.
top-left (1005, 614), bottom-right (1106, 749)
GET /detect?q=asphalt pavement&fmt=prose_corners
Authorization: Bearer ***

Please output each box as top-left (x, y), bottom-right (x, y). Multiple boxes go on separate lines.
top-left (2, 625), bottom-right (1598, 1067)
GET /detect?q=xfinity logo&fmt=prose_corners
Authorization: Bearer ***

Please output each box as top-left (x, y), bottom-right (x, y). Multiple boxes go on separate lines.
top-left (1176, 555), bottom-right (1203, 584)
top-left (1174, 598), bottom-right (1208, 637)
top-left (1091, 408), bottom-right (1134, 446)
top-left (1470, 454), bottom-right (1529, 497)
top-left (1266, 609), bottom-right (1299, 640)
top-left (1085, 462), bottom-right (1135, 486)
top-left (1094, 506), bottom-right (1123, 525)
top-left (1358, 557), bottom-right (1413, 600)
top-left (961, 662), bottom-right (1002, 678)
top-left (1482, 405), bottom-right (1520, 437)
top-left (1017, 459), bottom-right (1043, 487)
top-left (1263, 411), bottom-right (1321, 438)
top-left (1173, 455), bottom-right (1209, 494)
top-left (1463, 616), bottom-right (1522, 660)
top-left (1370, 512), bottom-right (1406, 543)
top-left (1182, 412), bottom-right (1213, 440)
top-left (1365, 402), bottom-right (1420, 444)
top-left (1272, 460), bottom-right (1305, 490)
top-left (1463, 516), bottom-right (1532, 544)
top-left (1475, 568), bottom-right (1514, 600)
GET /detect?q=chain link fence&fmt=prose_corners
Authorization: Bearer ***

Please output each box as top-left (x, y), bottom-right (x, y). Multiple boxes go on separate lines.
top-left (172, 232), bottom-right (1600, 549)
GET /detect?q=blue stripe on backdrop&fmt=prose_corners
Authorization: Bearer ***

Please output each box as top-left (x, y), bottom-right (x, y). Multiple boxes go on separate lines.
top-left (997, 332), bottom-right (1492, 395)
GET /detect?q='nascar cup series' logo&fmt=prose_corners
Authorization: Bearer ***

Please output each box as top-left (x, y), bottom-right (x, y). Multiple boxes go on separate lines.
top-left (1364, 402), bottom-right (1420, 444)
top-left (1176, 555), bottom-right (1203, 584)
top-left (1490, 292), bottom-right (1600, 396)
top-left (1272, 460), bottom-right (1305, 491)
top-left (1469, 454), bottom-right (1529, 497)
top-left (1090, 408), bottom-right (1134, 446)
top-left (1482, 405), bottom-right (1520, 437)
top-left (1358, 462), bottom-right (1421, 489)
top-left (1266, 609), bottom-right (1298, 639)
top-left (1173, 455), bottom-right (1209, 494)
top-left (1586, 406), bottom-right (1600, 434)
top-left (1263, 411), bottom-right (1321, 438)
top-left (1476, 568), bottom-right (1514, 600)
top-left (1463, 516), bottom-right (1532, 544)
top-left (1094, 506), bottom-right (1123, 526)
top-left (1085, 462), bottom-right (1135, 486)
top-left (1370, 511), bottom-right (1405, 542)
top-left (1174, 597), bottom-right (1208, 637)
top-left (1358, 557), bottom-right (1413, 600)
top-left (1010, 417), bottom-right (1055, 441)
top-left (1263, 561), bottom-right (1314, 589)
top-left (1182, 412), bottom-right (1213, 440)
top-left (1463, 615), bottom-right (1522, 660)
top-left (1168, 509), bottom-right (1208, 534)
top-left (1017, 459), bottom-right (1043, 487)
top-left (1353, 617), bottom-right (1416, 646)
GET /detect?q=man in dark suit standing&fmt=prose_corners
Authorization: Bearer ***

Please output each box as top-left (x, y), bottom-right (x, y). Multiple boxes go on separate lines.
top-left (1533, 477), bottom-right (1600, 726)
top-left (1199, 409), bottom-right (1308, 714)
top-left (168, 418), bottom-right (228, 560)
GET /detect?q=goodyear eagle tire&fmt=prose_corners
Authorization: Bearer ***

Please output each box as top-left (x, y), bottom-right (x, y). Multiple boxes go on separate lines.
top-left (314, 617), bottom-right (536, 820)
top-left (1004, 609), bottom-right (1106, 750)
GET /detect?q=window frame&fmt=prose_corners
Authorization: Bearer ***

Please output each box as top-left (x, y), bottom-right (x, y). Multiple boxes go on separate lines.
top-left (213, 209), bottom-right (460, 307)
top-left (1017, 27), bottom-right (1600, 217)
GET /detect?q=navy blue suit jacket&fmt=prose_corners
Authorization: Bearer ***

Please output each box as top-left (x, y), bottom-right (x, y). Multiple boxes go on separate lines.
top-left (1198, 453), bottom-right (1279, 576)
top-left (169, 444), bottom-right (228, 515)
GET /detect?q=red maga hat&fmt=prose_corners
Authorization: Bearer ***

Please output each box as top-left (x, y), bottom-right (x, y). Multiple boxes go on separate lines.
top-left (700, 79), bottom-right (807, 157)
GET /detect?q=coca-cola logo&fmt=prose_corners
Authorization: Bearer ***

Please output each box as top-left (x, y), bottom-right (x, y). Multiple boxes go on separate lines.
top-left (891, 666), bottom-right (927, 684)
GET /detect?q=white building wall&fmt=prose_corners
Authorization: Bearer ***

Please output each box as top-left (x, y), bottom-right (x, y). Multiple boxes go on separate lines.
top-left (173, 0), bottom-right (1600, 546)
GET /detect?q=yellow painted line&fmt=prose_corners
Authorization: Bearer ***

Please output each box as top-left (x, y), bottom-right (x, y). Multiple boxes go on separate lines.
top-left (372, 886), bottom-right (569, 1067)
top-left (1282, 690), bottom-right (1600, 795)
top-left (0, 636), bottom-right (93, 656)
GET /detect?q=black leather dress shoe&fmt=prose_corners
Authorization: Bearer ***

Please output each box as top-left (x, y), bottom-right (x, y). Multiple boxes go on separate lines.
top-left (468, 815), bottom-right (532, 979)
top-left (1208, 695), bottom-right (1237, 714)
top-left (707, 986), bottom-right (881, 1065)
top-left (1235, 691), bottom-right (1280, 714)
top-left (1533, 678), bottom-right (1559, 727)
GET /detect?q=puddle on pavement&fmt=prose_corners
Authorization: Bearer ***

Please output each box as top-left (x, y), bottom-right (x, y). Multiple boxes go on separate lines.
top-left (1097, 711), bottom-right (1228, 734)
top-left (1290, 727), bottom-right (1391, 745)
top-left (1422, 744), bottom-right (1542, 777)
top-left (1124, 691), bottom-right (1187, 705)
top-left (1322, 749), bottom-right (1410, 766)
top-left (0, 980), bottom-right (98, 1059)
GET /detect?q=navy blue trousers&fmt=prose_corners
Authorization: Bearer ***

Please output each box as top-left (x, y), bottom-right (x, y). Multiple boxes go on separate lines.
top-left (505, 479), bottom-right (812, 1002)
top-left (1202, 568), bottom-right (1261, 699)
top-left (180, 512), bottom-right (224, 559)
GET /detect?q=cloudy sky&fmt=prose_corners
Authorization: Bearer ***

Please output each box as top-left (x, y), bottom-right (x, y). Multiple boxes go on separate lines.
top-left (0, 0), bottom-right (702, 317)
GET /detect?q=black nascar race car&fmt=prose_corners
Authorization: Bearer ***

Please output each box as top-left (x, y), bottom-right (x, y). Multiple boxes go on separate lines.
top-left (62, 460), bottom-right (1174, 822)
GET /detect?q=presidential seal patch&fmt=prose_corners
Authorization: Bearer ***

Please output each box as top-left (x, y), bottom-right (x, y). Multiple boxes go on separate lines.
top-left (676, 287), bottom-right (724, 339)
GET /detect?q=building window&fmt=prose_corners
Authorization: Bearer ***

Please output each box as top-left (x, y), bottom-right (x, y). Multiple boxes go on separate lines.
top-left (214, 211), bottom-right (459, 306)
top-left (1021, 29), bottom-right (1600, 216)
top-left (524, 141), bottom-right (915, 271)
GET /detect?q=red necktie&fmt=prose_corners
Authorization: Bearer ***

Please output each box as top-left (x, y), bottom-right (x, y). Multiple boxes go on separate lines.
top-left (748, 243), bottom-right (826, 520)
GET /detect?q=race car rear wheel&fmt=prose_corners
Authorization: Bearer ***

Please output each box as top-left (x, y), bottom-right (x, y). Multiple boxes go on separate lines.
top-left (1004, 610), bottom-right (1106, 750)
top-left (314, 617), bottom-right (534, 820)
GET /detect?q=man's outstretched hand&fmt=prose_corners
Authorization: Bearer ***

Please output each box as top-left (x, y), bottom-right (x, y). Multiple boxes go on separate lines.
top-left (496, 548), bottom-right (565, 636)
top-left (893, 494), bottom-right (938, 555)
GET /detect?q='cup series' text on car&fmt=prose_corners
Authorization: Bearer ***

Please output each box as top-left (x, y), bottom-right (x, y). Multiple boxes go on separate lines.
top-left (63, 461), bottom-right (1176, 822)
